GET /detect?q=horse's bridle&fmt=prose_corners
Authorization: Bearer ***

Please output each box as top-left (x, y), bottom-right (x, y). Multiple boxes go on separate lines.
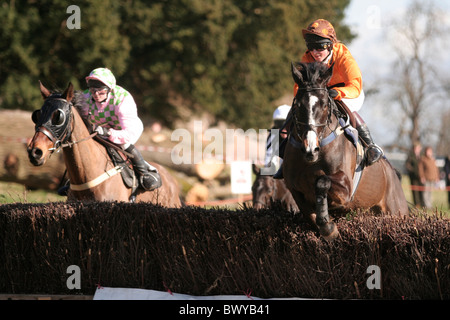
top-left (32, 98), bottom-right (74, 153)
top-left (32, 97), bottom-right (96, 154)
top-left (291, 87), bottom-right (338, 145)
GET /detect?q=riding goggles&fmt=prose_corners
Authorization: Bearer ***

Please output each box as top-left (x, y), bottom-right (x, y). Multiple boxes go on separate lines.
top-left (89, 87), bottom-right (109, 94)
top-left (306, 41), bottom-right (332, 52)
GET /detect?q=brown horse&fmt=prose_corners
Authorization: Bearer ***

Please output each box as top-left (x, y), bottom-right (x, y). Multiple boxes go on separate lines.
top-left (252, 164), bottom-right (299, 213)
top-left (27, 82), bottom-right (182, 206)
top-left (283, 62), bottom-right (408, 240)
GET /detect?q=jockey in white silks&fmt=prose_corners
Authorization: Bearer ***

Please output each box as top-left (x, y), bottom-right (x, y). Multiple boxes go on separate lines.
top-left (262, 104), bottom-right (291, 176)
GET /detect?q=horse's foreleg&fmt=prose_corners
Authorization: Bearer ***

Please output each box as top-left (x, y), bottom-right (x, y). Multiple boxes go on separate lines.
top-left (315, 175), bottom-right (339, 240)
top-left (289, 190), bottom-right (316, 227)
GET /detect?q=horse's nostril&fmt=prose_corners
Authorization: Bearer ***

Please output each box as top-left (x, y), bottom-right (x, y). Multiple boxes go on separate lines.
top-left (32, 148), bottom-right (43, 159)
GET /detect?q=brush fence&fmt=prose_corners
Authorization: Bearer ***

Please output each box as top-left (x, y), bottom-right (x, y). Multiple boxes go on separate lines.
top-left (0, 202), bottom-right (448, 299)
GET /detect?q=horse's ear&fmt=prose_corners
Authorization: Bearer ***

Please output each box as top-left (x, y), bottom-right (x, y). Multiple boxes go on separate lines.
top-left (252, 163), bottom-right (261, 175)
top-left (39, 81), bottom-right (51, 99)
top-left (62, 82), bottom-right (74, 102)
top-left (291, 62), bottom-right (304, 85)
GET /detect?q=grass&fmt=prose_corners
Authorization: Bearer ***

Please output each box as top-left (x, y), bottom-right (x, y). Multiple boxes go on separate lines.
top-left (0, 181), bottom-right (65, 204)
top-left (401, 176), bottom-right (449, 218)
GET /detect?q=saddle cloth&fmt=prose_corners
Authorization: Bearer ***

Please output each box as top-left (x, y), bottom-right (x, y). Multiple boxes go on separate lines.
top-left (337, 117), bottom-right (365, 199)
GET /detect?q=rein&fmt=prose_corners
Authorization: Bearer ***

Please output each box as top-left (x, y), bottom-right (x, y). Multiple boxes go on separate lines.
top-left (60, 131), bottom-right (98, 150)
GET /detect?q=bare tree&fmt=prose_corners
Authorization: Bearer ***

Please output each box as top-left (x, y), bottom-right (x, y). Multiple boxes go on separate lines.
top-left (384, 1), bottom-right (450, 150)
top-left (436, 109), bottom-right (450, 156)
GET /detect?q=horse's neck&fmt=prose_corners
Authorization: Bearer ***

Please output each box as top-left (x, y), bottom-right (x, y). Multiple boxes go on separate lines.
top-left (63, 108), bottom-right (108, 183)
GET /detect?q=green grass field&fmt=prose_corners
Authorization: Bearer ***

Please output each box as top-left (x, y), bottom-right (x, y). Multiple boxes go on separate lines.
top-left (401, 176), bottom-right (449, 216)
top-left (0, 181), bottom-right (66, 204)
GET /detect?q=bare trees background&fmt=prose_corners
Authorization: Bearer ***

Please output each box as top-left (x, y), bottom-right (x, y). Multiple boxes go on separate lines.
top-left (382, 1), bottom-right (449, 156)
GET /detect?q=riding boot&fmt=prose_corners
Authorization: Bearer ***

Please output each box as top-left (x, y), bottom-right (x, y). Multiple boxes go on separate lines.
top-left (353, 112), bottom-right (384, 166)
top-left (273, 164), bottom-right (284, 179)
top-left (57, 183), bottom-right (70, 196)
top-left (57, 173), bottom-right (70, 196)
top-left (271, 112), bottom-right (293, 179)
top-left (125, 145), bottom-right (162, 191)
top-left (273, 137), bottom-right (287, 179)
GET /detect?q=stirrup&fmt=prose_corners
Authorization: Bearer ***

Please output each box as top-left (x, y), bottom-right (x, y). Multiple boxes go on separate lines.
top-left (365, 145), bottom-right (383, 166)
top-left (139, 171), bottom-right (162, 191)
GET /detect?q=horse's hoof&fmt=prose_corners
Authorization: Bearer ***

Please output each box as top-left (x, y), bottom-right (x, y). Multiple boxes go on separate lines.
top-left (320, 222), bottom-right (339, 241)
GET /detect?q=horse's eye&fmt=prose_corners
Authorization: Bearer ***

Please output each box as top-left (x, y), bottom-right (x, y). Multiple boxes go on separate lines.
top-left (31, 110), bottom-right (41, 124)
top-left (51, 109), bottom-right (66, 126)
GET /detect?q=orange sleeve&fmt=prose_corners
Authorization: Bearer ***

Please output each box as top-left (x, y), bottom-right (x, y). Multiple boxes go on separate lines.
top-left (331, 45), bottom-right (362, 100)
top-left (333, 77), bottom-right (362, 100)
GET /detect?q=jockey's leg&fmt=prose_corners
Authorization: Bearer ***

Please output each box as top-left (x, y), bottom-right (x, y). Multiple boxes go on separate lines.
top-left (353, 112), bottom-right (383, 166)
top-left (273, 165), bottom-right (284, 179)
top-left (272, 116), bottom-right (291, 180)
top-left (57, 180), bottom-right (70, 196)
top-left (273, 137), bottom-right (287, 179)
top-left (125, 144), bottom-right (162, 190)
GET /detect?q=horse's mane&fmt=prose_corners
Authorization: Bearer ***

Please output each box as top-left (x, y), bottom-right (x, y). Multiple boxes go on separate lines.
top-left (72, 91), bottom-right (94, 130)
top-left (46, 88), bottom-right (84, 107)
top-left (72, 91), bottom-right (85, 111)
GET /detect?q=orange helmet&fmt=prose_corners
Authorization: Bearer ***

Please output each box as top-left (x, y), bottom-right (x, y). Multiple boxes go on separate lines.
top-left (302, 19), bottom-right (338, 44)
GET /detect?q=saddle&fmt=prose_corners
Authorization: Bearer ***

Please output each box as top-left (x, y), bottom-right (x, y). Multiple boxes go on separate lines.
top-left (94, 136), bottom-right (139, 195)
top-left (105, 146), bottom-right (138, 190)
top-left (333, 100), bottom-right (352, 125)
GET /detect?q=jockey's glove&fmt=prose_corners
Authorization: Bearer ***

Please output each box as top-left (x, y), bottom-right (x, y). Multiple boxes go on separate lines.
top-left (95, 126), bottom-right (111, 137)
top-left (328, 89), bottom-right (339, 99)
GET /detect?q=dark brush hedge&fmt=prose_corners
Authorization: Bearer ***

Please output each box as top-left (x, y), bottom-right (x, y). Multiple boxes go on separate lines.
top-left (0, 201), bottom-right (448, 299)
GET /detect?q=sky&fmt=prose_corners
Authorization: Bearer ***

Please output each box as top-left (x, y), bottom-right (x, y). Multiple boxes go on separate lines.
top-left (342, 0), bottom-right (450, 147)
top-left (344, 0), bottom-right (450, 80)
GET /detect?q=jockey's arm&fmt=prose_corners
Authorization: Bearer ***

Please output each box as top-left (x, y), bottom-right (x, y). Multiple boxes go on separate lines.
top-left (293, 76), bottom-right (361, 100)
top-left (107, 96), bottom-right (144, 146)
top-left (331, 77), bottom-right (362, 100)
top-left (298, 44), bottom-right (363, 101)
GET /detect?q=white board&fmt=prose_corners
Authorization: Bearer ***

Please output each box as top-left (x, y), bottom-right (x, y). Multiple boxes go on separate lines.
top-left (93, 287), bottom-right (306, 300)
top-left (230, 161), bottom-right (252, 195)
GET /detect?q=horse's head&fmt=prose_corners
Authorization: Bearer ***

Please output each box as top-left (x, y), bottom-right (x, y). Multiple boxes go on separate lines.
top-left (27, 82), bottom-right (74, 166)
top-left (252, 165), bottom-right (276, 209)
top-left (290, 62), bottom-right (333, 163)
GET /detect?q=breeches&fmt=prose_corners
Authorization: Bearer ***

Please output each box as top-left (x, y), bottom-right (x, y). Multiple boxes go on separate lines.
top-left (342, 89), bottom-right (365, 113)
